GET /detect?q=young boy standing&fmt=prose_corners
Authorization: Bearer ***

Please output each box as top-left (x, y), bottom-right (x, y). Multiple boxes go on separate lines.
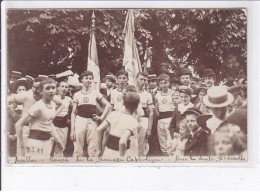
top-left (70, 71), bottom-right (111, 157)
top-left (110, 70), bottom-right (128, 111)
top-left (15, 78), bottom-right (64, 158)
top-left (53, 80), bottom-right (73, 157)
top-left (154, 74), bottom-right (175, 155)
top-left (135, 72), bottom-right (154, 156)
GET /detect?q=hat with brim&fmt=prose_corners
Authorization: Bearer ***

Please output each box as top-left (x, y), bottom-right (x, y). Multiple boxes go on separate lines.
top-left (203, 86), bottom-right (234, 108)
top-left (148, 74), bottom-right (157, 81)
top-left (105, 75), bottom-right (116, 83)
top-left (179, 85), bottom-right (193, 95)
top-left (203, 69), bottom-right (215, 78)
top-left (179, 68), bottom-right (192, 77)
top-left (197, 114), bottom-right (212, 130)
top-left (10, 78), bottom-right (31, 93)
top-left (183, 107), bottom-right (202, 117)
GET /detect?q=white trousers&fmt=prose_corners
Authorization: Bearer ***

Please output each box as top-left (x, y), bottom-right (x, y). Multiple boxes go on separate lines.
top-left (54, 127), bottom-right (68, 157)
top-left (157, 118), bottom-right (172, 155)
top-left (17, 125), bottom-right (30, 157)
top-left (73, 116), bottom-right (98, 157)
top-left (25, 138), bottom-right (54, 158)
top-left (138, 117), bottom-right (149, 156)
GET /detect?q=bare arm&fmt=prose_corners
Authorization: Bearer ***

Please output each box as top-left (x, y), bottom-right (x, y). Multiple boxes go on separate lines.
top-left (8, 93), bottom-right (26, 104)
top-left (146, 104), bottom-right (154, 138)
top-left (154, 98), bottom-right (159, 117)
top-left (70, 102), bottom-right (77, 141)
top-left (98, 97), bottom-right (111, 121)
top-left (15, 113), bottom-right (33, 156)
top-left (119, 130), bottom-right (132, 157)
top-left (96, 120), bottom-right (109, 156)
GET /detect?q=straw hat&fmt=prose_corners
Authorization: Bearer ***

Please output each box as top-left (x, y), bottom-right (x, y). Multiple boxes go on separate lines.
top-left (10, 77), bottom-right (31, 93)
top-left (203, 86), bottom-right (234, 108)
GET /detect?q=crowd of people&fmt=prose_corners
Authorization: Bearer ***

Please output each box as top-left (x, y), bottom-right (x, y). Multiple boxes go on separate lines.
top-left (6, 64), bottom-right (247, 159)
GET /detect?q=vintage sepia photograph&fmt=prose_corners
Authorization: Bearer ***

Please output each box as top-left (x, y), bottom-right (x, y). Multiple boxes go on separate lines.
top-left (4, 7), bottom-right (248, 164)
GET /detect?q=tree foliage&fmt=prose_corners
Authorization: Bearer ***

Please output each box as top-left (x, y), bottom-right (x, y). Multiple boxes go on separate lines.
top-left (7, 8), bottom-right (247, 81)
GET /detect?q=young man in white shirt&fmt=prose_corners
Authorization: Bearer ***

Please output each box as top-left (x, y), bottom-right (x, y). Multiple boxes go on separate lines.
top-left (154, 74), bottom-right (175, 155)
top-left (110, 70), bottom-right (128, 111)
top-left (15, 78), bottom-right (64, 158)
top-left (135, 72), bottom-right (154, 156)
top-left (53, 80), bottom-right (73, 157)
top-left (70, 71), bottom-right (111, 157)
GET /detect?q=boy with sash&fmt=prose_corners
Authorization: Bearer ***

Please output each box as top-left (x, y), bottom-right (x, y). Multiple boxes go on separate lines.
top-left (15, 78), bottom-right (64, 158)
top-left (135, 72), bottom-right (154, 156)
top-left (70, 71), bottom-right (111, 157)
top-left (154, 74), bottom-right (175, 155)
top-left (53, 80), bottom-right (73, 157)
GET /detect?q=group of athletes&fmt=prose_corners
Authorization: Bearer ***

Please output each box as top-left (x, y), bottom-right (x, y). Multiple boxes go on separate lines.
top-left (7, 66), bottom-right (248, 159)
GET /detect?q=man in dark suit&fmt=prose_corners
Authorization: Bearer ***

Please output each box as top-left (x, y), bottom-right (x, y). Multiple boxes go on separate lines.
top-left (183, 107), bottom-right (209, 156)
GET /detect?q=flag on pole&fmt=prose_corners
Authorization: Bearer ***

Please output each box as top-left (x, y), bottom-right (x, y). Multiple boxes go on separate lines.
top-left (87, 11), bottom-right (100, 91)
top-left (144, 47), bottom-right (152, 73)
top-left (123, 9), bottom-right (142, 85)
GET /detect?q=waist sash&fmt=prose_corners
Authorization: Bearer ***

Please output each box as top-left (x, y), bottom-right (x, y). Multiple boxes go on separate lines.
top-left (106, 135), bottom-right (130, 151)
top-left (77, 104), bottom-right (96, 118)
top-left (53, 115), bottom-right (68, 128)
top-left (29, 130), bottom-right (52, 141)
top-left (158, 111), bottom-right (173, 119)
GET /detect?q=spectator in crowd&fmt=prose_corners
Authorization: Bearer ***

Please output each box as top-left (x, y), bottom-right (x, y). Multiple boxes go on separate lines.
top-left (211, 120), bottom-right (247, 156)
top-left (228, 85), bottom-right (247, 112)
top-left (104, 74), bottom-right (116, 102)
top-left (194, 84), bottom-right (209, 114)
top-left (178, 86), bottom-right (194, 114)
top-left (168, 120), bottom-right (189, 156)
top-left (203, 86), bottom-right (234, 134)
top-left (203, 69), bottom-right (216, 88)
top-left (147, 74), bottom-right (158, 98)
top-left (183, 107), bottom-right (209, 156)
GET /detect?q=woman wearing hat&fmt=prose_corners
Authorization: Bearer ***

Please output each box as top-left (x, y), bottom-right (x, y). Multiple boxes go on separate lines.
top-left (203, 86), bottom-right (234, 134)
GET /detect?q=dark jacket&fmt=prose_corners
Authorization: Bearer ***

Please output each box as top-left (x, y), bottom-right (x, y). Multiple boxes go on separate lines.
top-left (168, 107), bottom-right (184, 138)
top-left (184, 127), bottom-right (209, 156)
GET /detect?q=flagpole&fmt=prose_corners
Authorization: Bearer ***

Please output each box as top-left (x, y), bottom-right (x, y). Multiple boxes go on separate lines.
top-left (87, 11), bottom-right (100, 91)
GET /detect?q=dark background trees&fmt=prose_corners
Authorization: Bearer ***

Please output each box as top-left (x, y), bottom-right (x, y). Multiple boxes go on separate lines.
top-left (7, 8), bottom-right (247, 82)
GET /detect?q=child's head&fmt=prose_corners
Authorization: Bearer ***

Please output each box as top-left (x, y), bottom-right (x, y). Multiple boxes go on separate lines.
top-left (58, 81), bottom-right (69, 96)
top-left (125, 85), bottom-right (137, 93)
top-left (172, 90), bottom-right (181, 105)
top-left (40, 78), bottom-right (57, 101)
top-left (116, 70), bottom-right (128, 88)
top-left (179, 120), bottom-right (189, 138)
top-left (123, 91), bottom-right (140, 114)
top-left (183, 108), bottom-right (202, 132)
top-left (16, 85), bottom-right (26, 94)
top-left (157, 74), bottom-right (170, 92)
top-left (79, 71), bottom-right (94, 87)
top-left (136, 72), bottom-right (148, 90)
top-left (213, 121), bottom-right (247, 156)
